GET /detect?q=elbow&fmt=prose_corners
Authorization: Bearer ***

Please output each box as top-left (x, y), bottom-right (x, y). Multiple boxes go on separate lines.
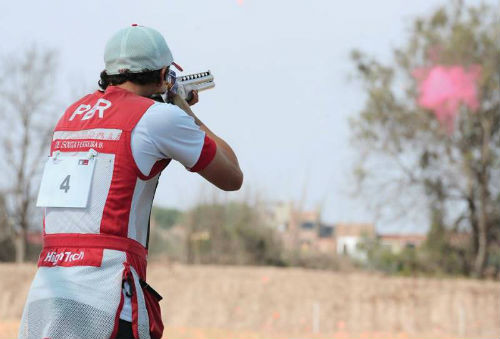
top-left (222, 169), bottom-right (243, 191)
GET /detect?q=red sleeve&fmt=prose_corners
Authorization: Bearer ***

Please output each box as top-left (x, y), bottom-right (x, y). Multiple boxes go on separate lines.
top-left (189, 135), bottom-right (217, 172)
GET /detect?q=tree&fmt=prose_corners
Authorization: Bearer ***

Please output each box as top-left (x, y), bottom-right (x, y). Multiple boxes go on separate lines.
top-left (182, 201), bottom-right (284, 266)
top-left (0, 47), bottom-right (58, 262)
top-left (422, 207), bottom-right (470, 275)
top-left (151, 206), bottom-right (182, 230)
top-left (351, 1), bottom-right (500, 277)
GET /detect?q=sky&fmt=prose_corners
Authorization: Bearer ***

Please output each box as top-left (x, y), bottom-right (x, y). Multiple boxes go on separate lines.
top-left (0, 0), bottom-right (492, 233)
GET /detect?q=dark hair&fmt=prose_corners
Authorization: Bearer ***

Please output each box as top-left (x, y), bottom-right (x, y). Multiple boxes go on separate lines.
top-left (98, 69), bottom-right (163, 90)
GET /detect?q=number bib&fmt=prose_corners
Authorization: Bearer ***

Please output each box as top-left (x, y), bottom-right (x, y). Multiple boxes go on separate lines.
top-left (36, 152), bottom-right (97, 208)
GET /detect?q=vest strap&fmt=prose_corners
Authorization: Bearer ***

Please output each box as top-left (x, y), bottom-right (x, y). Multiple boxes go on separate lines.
top-left (43, 233), bottom-right (147, 260)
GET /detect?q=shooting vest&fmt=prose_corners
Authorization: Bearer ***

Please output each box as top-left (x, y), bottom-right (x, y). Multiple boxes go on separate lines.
top-left (19, 86), bottom-right (166, 339)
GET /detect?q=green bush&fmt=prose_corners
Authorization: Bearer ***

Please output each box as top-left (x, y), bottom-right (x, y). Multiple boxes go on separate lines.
top-left (149, 202), bottom-right (287, 267)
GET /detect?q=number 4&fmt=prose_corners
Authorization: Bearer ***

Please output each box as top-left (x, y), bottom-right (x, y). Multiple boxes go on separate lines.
top-left (60, 175), bottom-right (71, 193)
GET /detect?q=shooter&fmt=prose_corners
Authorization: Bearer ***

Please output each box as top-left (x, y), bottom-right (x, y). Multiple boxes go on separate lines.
top-left (18, 24), bottom-right (243, 339)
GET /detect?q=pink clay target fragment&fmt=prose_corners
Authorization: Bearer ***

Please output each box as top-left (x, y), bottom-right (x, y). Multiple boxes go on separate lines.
top-left (412, 65), bottom-right (481, 132)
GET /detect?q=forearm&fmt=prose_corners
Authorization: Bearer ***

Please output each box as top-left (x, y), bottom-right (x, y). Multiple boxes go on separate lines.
top-left (172, 94), bottom-right (240, 166)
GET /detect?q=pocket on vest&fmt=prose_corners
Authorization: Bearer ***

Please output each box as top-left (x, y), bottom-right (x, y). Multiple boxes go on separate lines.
top-left (140, 279), bottom-right (164, 339)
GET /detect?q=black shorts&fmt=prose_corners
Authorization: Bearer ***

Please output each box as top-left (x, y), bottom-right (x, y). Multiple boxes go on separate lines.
top-left (116, 319), bottom-right (134, 339)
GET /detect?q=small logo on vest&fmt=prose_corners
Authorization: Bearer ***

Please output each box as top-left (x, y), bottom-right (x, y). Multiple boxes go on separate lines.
top-left (43, 250), bottom-right (85, 266)
top-left (78, 159), bottom-right (89, 165)
top-left (38, 247), bottom-right (103, 267)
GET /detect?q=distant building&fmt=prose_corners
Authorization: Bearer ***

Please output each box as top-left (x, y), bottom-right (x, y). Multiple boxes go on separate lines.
top-left (266, 206), bottom-right (337, 254)
top-left (264, 201), bottom-right (294, 232)
top-left (266, 203), bottom-right (374, 257)
top-left (266, 201), bottom-right (430, 260)
top-left (317, 223), bottom-right (336, 253)
top-left (379, 234), bottom-right (427, 253)
top-left (335, 223), bottom-right (376, 259)
top-left (296, 210), bottom-right (321, 247)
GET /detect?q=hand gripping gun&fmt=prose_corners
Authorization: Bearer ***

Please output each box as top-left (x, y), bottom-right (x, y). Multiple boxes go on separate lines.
top-left (153, 70), bottom-right (215, 104)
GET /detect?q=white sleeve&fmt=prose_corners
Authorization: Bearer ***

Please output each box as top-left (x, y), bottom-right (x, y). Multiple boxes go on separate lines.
top-left (131, 102), bottom-right (205, 175)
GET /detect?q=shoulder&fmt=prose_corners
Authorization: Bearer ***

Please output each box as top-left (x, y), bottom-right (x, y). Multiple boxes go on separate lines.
top-left (134, 101), bottom-right (205, 166)
top-left (141, 102), bottom-right (196, 130)
top-left (143, 101), bottom-right (188, 119)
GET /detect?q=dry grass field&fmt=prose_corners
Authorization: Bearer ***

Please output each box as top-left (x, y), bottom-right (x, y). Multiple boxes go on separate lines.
top-left (0, 263), bottom-right (498, 339)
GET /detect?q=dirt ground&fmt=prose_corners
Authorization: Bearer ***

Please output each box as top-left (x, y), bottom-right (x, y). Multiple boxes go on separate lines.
top-left (0, 263), bottom-right (498, 339)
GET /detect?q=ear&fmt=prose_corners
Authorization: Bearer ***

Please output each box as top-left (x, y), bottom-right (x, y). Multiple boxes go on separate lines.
top-left (160, 67), bottom-right (168, 82)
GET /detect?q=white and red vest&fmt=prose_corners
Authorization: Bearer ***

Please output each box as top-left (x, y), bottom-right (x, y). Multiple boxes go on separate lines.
top-left (19, 86), bottom-right (174, 339)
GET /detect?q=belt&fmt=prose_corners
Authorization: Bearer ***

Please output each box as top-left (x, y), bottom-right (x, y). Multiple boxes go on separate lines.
top-left (43, 233), bottom-right (147, 260)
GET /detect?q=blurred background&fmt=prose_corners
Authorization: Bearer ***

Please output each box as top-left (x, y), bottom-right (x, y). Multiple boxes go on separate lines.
top-left (0, 0), bottom-right (499, 338)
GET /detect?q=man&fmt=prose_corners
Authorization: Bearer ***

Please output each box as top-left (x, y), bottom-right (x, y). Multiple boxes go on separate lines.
top-left (18, 25), bottom-right (243, 339)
